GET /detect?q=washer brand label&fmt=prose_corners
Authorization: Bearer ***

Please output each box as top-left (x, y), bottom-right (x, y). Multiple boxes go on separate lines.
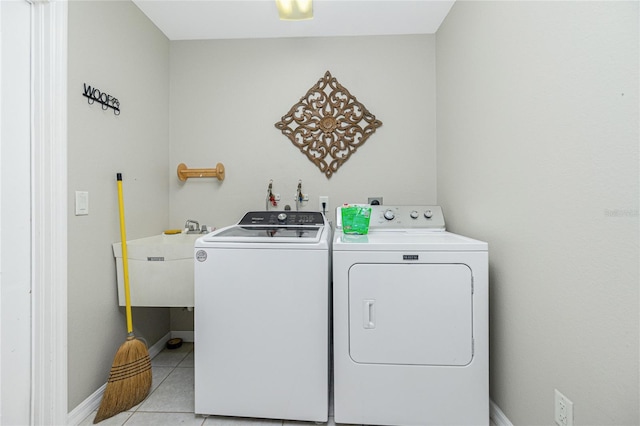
top-left (195, 250), bottom-right (207, 262)
top-left (147, 257), bottom-right (164, 261)
top-left (403, 254), bottom-right (419, 261)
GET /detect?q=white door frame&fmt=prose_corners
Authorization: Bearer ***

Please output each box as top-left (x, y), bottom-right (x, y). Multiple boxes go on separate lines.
top-left (30, 0), bottom-right (68, 424)
top-left (0, 1), bottom-right (33, 423)
top-left (2, 0), bottom-right (72, 422)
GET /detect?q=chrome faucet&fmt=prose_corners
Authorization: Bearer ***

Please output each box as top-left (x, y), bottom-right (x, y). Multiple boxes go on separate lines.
top-left (185, 219), bottom-right (200, 233)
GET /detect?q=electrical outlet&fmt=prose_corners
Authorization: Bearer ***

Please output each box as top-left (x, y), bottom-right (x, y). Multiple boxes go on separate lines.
top-left (554, 389), bottom-right (573, 426)
top-left (368, 197), bottom-right (383, 206)
top-left (319, 196), bottom-right (329, 212)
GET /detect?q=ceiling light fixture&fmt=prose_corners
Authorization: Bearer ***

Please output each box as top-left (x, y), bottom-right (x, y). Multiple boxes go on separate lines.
top-left (276, 0), bottom-right (313, 21)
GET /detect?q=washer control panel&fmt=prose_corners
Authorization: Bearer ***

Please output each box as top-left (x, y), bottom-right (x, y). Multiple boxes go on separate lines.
top-left (239, 211), bottom-right (325, 227)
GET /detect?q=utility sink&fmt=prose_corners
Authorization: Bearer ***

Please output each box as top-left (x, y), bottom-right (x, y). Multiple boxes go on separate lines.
top-left (113, 233), bottom-right (202, 307)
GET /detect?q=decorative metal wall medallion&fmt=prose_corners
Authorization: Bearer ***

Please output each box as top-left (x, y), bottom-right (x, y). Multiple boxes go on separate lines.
top-left (275, 71), bottom-right (382, 178)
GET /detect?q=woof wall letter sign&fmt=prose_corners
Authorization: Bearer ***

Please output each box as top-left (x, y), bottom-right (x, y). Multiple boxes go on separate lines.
top-left (82, 83), bottom-right (120, 115)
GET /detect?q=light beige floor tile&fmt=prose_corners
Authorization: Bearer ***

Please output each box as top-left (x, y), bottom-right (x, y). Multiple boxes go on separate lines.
top-left (281, 419), bottom-right (348, 426)
top-left (150, 366), bottom-right (174, 391)
top-left (78, 409), bottom-right (132, 426)
top-left (125, 411), bottom-right (206, 425)
top-left (203, 415), bottom-right (282, 425)
top-left (326, 419), bottom-right (360, 426)
top-left (128, 366), bottom-right (174, 411)
top-left (176, 342), bottom-right (195, 353)
top-left (178, 350), bottom-right (194, 368)
top-left (137, 367), bottom-right (194, 412)
top-left (152, 343), bottom-right (193, 367)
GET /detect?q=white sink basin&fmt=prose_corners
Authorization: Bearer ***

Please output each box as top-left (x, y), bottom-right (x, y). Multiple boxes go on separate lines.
top-left (113, 233), bottom-right (202, 307)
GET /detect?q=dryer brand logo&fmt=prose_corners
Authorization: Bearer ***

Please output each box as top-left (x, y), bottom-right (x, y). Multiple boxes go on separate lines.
top-left (403, 254), bottom-right (419, 261)
top-left (196, 250), bottom-right (207, 262)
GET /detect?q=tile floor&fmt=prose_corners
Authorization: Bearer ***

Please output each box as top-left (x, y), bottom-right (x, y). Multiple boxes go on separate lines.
top-left (82, 343), bottom-right (495, 426)
top-left (81, 343), bottom-right (341, 426)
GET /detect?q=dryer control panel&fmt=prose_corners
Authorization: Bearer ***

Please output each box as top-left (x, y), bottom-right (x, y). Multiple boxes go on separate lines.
top-left (337, 205), bottom-right (445, 230)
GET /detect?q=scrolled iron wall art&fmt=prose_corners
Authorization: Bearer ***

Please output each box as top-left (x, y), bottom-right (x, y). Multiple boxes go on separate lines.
top-left (82, 83), bottom-right (120, 115)
top-left (275, 71), bottom-right (382, 178)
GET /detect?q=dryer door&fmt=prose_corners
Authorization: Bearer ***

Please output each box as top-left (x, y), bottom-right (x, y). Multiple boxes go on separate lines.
top-left (348, 263), bottom-right (473, 366)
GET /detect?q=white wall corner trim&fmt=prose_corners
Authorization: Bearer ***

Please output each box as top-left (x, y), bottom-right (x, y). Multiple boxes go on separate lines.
top-left (30, 0), bottom-right (68, 424)
top-left (490, 400), bottom-right (514, 426)
top-left (67, 333), bottom-right (171, 425)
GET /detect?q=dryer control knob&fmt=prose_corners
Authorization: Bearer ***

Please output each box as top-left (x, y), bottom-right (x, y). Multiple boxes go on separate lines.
top-left (277, 213), bottom-right (287, 222)
top-left (384, 210), bottom-right (395, 220)
top-left (410, 210), bottom-right (419, 219)
top-left (424, 210), bottom-right (433, 219)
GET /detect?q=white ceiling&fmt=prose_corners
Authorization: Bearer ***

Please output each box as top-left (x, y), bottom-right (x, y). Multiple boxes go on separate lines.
top-left (132, 0), bottom-right (456, 41)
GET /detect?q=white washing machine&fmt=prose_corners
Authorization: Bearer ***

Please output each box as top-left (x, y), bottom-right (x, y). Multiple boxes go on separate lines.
top-left (333, 205), bottom-right (488, 426)
top-left (194, 211), bottom-right (331, 422)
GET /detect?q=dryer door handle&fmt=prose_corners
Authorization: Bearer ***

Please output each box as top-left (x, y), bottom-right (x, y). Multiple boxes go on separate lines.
top-left (363, 299), bottom-right (376, 329)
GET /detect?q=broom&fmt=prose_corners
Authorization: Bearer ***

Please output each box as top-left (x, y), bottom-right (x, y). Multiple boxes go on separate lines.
top-left (94, 173), bottom-right (152, 423)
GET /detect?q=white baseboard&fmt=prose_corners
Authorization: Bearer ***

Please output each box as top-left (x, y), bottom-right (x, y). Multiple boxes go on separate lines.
top-left (66, 332), bottom-right (171, 425)
top-left (490, 400), bottom-right (514, 426)
top-left (147, 332), bottom-right (172, 359)
top-left (66, 382), bottom-right (106, 426)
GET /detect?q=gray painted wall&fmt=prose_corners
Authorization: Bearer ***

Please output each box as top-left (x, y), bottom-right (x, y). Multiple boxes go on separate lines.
top-left (168, 35), bottom-right (437, 229)
top-left (67, 0), bottom-right (171, 410)
top-left (167, 35), bottom-right (437, 332)
top-left (436, 1), bottom-right (639, 424)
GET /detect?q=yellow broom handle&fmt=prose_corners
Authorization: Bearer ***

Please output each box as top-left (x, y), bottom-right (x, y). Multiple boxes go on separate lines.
top-left (117, 174), bottom-right (134, 334)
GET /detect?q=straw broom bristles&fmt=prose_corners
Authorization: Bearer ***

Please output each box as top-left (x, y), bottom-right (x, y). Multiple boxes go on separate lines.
top-left (93, 335), bottom-right (152, 423)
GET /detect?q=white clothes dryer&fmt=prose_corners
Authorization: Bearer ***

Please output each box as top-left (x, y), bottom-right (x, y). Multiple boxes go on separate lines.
top-left (332, 205), bottom-right (488, 426)
top-left (194, 211), bottom-right (331, 422)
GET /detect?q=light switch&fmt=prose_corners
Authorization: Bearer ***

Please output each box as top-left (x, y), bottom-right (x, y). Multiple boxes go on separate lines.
top-left (75, 191), bottom-right (89, 215)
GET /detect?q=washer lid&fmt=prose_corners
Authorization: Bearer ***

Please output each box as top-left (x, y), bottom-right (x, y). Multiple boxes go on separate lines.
top-left (197, 211), bottom-right (329, 245)
top-left (197, 221), bottom-right (330, 246)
